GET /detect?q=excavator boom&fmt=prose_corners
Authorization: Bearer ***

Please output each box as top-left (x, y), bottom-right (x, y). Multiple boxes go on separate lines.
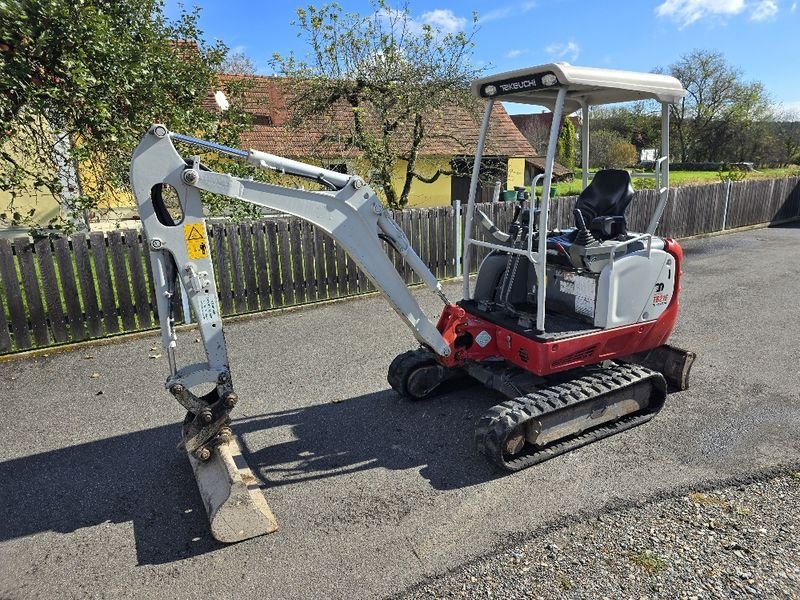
top-left (130, 125), bottom-right (452, 541)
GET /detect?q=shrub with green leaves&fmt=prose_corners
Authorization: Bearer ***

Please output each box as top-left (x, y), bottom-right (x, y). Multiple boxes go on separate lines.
top-left (0, 0), bottom-right (252, 231)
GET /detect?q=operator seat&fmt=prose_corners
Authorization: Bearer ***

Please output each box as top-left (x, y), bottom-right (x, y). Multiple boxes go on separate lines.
top-left (574, 169), bottom-right (634, 239)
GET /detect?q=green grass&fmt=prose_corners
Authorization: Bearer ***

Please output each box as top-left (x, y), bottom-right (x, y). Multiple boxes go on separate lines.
top-left (533, 166), bottom-right (800, 198)
top-left (630, 550), bottom-right (668, 575)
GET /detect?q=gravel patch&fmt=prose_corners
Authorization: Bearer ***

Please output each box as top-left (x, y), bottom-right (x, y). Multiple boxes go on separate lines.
top-left (400, 471), bottom-right (800, 599)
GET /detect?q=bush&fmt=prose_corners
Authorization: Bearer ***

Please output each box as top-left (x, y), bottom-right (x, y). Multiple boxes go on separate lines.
top-left (590, 129), bottom-right (638, 169)
top-left (717, 164), bottom-right (748, 182)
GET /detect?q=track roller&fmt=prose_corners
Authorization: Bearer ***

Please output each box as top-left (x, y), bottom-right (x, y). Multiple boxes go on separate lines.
top-left (475, 363), bottom-right (667, 471)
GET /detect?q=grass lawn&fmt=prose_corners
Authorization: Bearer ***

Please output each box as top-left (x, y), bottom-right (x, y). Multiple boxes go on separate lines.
top-left (536, 166), bottom-right (800, 197)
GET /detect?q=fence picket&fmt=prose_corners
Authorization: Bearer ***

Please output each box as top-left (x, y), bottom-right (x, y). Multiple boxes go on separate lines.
top-left (72, 234), bottom-right (103, 338)
top-left (225, 223), bottom-right (247, 314)
top-left (107, 232), bottom-right (135, 332)
top-left (53, 237), bottom-right (86, 341)
top-left (0, 239), bottom-right (31, 350)
top-left (264, 220), bottom-right (284, 307)
top-left (313, 226), bottom-right (328, 300)
top-left (211, 224), bottom-right (233, 315)
top-left (238, 222), bottom-right (260, 312)
top-left (277, 220), bottom-right (294, 305)
top-left (301, 222), bottom-right (317, 300)
top-left (124, 230), bottom-right (152, 329)
top-left (323, 232), bottom-right (339, 299)
top-left (16, 237), bottom-right (49, 346)
top-left (252, 222), bottom-right (271, 310)
top-left (88, 233), bottom-right (118, 334)
top-left (289, 220), bottom-right (306, 304)
top-left (37, 238), bottom-right (69, 341)
top-left (0, 283), bottom-right (11, 352)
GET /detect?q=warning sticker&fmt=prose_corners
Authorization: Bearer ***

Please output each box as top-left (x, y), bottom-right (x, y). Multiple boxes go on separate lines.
top-left (184, 223), bottom-right (209, 259)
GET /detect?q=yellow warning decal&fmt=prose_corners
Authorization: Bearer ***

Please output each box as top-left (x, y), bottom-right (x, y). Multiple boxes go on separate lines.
top-left (184, 223), bottom-right (209, 259)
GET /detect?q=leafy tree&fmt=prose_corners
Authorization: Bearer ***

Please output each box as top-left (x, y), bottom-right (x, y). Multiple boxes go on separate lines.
top-left (271, 1), bottom-right (483, 209)
top-left (660, 49), bottom-right (771, 163)
top-left (589, 103), bottom-right (661, 152)
top-left (590, 129), bottom-right (637, 169)
top-left (556, 117), bottom-right (576, 171)
top-left (0, 0), bottom-right (251, 230)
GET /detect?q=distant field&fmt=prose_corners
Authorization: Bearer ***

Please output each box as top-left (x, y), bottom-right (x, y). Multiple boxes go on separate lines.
top-left (538, 166), bottom-right (800, 197)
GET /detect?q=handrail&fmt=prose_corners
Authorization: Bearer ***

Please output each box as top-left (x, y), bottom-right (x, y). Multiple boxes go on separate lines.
top-left (610, 233), bottom-right (652, 262)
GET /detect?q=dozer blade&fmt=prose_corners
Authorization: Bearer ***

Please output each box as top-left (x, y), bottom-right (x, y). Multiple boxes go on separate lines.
top-left (187, 434), bottom-right (278, 543)
top-left (621, 344), bottom-right (696, 391)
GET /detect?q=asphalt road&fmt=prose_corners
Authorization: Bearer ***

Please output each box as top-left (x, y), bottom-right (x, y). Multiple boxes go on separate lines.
top-left (1, 225), bottom-right (799, 600)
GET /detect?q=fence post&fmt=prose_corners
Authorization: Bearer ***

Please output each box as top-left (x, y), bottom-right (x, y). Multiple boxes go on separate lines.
top-left (454, 200), bottom-right (462, 278)
top-left (721, 178), bottom-right (732, 231)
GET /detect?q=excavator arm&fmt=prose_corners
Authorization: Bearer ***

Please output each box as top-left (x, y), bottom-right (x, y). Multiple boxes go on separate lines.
top-left (130, 125), bottom-right (452, 542)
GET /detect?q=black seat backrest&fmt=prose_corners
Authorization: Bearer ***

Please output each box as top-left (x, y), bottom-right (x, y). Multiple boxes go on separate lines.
top-left (574, 169), bottom-right (634, 223)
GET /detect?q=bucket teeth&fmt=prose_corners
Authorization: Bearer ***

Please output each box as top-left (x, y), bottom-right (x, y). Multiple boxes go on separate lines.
top-left (187, 433), bottom-right (278, 543)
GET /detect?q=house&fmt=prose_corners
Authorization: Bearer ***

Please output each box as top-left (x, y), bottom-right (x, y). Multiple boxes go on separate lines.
top-left (208, 75), bottom-right (538, 207)
top-left (510, 113), bottom-right (577, 182)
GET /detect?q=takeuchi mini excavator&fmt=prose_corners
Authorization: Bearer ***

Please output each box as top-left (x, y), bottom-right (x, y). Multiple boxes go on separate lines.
top-left (131, 63), bottom-right (696, 543)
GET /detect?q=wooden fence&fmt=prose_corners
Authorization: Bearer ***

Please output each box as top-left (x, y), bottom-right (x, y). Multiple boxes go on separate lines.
top-left (1, 176), bottom-right (799, 354)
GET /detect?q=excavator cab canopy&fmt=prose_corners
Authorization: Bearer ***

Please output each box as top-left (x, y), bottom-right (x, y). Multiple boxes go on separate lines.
top-left (470, 62), bottom-right (685, 112)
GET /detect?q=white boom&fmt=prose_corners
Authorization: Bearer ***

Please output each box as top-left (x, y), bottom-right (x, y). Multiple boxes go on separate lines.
top-left (130, 125), bottom-right (451, 542)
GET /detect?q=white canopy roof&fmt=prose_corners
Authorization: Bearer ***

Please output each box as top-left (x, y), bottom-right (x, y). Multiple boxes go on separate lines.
top-left (471, 63), bottom-right (686, 113)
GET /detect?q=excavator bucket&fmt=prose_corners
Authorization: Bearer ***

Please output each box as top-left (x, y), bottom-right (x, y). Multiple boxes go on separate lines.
top-left (187, 434), bottom-right (278, 543)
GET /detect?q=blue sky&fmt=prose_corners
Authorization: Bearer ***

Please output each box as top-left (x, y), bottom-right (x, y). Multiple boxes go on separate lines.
top-left (166, 0), bottom-right (800, 115)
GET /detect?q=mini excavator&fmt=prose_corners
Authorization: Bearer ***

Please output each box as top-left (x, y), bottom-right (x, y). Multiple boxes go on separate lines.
top-left (131, 63), bottom-right (695, 543)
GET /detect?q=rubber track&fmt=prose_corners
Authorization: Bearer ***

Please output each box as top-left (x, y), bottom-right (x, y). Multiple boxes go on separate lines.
top-left (387, 347), bottom-right (438, 397)
top-left (475, 363), bottom-right (667, 472)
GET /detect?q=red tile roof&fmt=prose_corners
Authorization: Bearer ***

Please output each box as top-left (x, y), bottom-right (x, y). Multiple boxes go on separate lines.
top-left (208, 74), bottom-right (537, 159)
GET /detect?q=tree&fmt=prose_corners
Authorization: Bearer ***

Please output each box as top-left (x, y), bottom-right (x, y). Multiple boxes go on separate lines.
top-left (590, 129), bottom-right (637, 169)
top-left (556, 117), bottom-right (576, 172)
top-left (589, 103), bottom-right (661, 152)
top-left (660, 49), bottom-right (771, 163)
top-left (219, 50), bottom-right (257, 75)
top-left (271, 1), bottom-right (483, 209)
top-left (0, 0), bottom-right (251, 230)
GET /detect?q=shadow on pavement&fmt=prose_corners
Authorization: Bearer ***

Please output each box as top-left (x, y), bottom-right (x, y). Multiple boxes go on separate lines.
top-left (0, 384), bottom-right (501, 565)
top-left (238, 384), bottom-right (500, 492)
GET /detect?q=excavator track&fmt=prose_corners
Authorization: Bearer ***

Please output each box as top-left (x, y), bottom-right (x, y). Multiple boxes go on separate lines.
top-left (475, 363), bottom-right (667, 471)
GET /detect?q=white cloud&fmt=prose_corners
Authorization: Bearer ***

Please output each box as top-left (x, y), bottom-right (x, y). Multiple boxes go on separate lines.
top-left (656, 0), bottom-right (781, 26)
top-left (420, 9), bottom-right (466, 33)
top-left (479, 7), bottom-right (514, 23)
top-left (545, 40), bottom-right (580, 62)
top-left (792, 1), bottom-right (798, 12)
top-left (655, 0), bottom-right (745, 26)
top-left (751, 0), bottom-right (778, 20)
top-left (505, 49), bottom-right (526, 58)
top-left (478, 2), bottom-right (537, 24)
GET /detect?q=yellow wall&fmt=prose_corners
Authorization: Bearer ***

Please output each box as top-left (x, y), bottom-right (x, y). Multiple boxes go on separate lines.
top-left (392, 157), bottom-right (453, 208)
top-left (507, 157), bottom-right (526, 189)
top-left (79, 160), bottom-right (136, 212)
top-left (0, 186), bottom-right (62, 227)
top-left (1, 132), bottom-right (63, 227)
